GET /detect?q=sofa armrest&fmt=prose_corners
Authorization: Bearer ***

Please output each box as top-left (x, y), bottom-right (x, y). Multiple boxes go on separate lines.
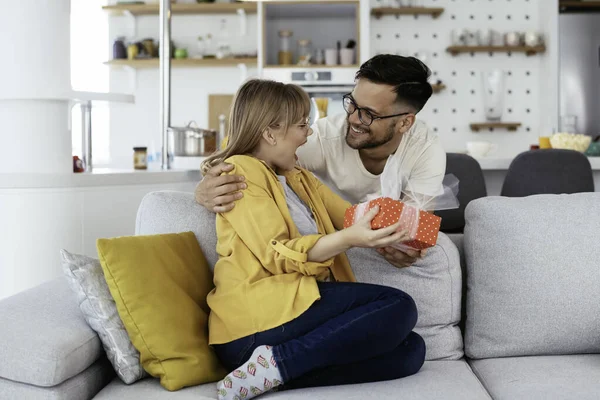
top-left (0, 277), bottom-right (104, 387)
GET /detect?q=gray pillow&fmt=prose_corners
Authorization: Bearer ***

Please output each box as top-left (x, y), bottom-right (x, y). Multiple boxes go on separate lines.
top-left (346, 232), bottom-right (463, 360)
top-left (60, 249), bottom-right (147, 384)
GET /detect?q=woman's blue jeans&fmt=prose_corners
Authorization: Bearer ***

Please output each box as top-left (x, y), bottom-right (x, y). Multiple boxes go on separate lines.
top-left (212, 282), bottom-right (425, 390)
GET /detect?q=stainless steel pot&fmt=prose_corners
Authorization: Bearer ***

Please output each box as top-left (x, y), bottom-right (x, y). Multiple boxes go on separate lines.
top-left (168, 121), bottom-right (217, 157)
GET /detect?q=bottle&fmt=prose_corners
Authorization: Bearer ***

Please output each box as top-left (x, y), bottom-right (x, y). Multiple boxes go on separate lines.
top-left (133, 147), bottom-right (148, 170)
top-left (215, 19), bottom-right (231, 60)
top-left (297, 39), bottom-right (312, 65)
top-left (113, 37), bottom-right (127, 60)
top-left (278, 30), bottom-right (293, 65)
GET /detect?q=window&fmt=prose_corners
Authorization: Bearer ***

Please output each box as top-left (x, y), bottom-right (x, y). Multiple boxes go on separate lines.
top-left (70, 0), bottom-right (110, 165)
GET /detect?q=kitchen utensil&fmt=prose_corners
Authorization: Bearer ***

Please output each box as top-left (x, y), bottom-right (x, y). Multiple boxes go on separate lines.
top-left (168, 121), bottom-right (217, 157)
top-left (524, 31), bottom-right (541, 47)
top-left (465, 31), bottom-right (478, 46)
top-left (560, 115), bottom-right (578, 133)
top-left (504, 32), bottom-right (522, 47)
top-left (325, 49), bottom-right (338, 65)
top-left (490, 30), bottom-right (504, 46)
top-left (466, 141), bottom-right (497, 158)
top-left (451, 29), bottom-right (467, 46)
top-left (315, 49), bottom-right (325, 64)
top-left (113, 37), bottom-right (127, 59)
top-left (340, 48), bottom-right (354, 65)
top-left (476, 29), bottom-right (492, 46)
top-left (482, 70), bottom-right (505, 121)
top-left (127, 43), bottom-right (138, 60)
top-left (142, 39), bottom-right (155, 57)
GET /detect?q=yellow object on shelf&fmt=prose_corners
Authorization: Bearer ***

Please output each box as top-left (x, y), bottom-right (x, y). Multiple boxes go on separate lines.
top-left (539, 136), bottom-right (552, 149)
top-left (314, 97), bottom-right (329, 118)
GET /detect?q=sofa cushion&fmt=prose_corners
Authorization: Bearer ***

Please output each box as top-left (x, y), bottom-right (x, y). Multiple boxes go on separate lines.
top-left (97, 232), bottom-right (227, 391)
top-left (94, 360), bottom-right (491, 400)
top-left (135, 191), bottom-right (219, 270)
top-left (60, 249), bottom-right (146, 384)
top-left (0, 277), bottom-right (103, 387)
top-left (469, 355), bottom-right (600, 400)
top-left (0, 357), bottom-right (114, 400)
top-left (346, 232), bottom-right (463, 360)
top-left (136, 191), bottom-right (464, 361)
top-left (464, 193), bottom-right (600, 359)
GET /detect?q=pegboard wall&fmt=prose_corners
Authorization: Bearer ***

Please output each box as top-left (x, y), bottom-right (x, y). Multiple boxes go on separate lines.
top-left (370, 0), bottom-right (554, 157)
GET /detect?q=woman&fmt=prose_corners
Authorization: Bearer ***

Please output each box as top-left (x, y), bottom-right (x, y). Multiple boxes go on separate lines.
top-left (201, 79), bottom-right (425, 400)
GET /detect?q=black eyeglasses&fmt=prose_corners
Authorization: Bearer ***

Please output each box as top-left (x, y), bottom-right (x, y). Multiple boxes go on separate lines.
top-left (342, 94), bottom-right (410, 126)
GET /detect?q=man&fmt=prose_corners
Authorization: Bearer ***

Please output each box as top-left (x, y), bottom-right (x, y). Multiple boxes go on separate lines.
top-left (195, 54), bottom-right (446, 268)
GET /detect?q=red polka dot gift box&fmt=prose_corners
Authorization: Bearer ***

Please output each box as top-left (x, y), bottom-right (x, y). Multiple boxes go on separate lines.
top-left (343, 197), bottom-right (442, 250)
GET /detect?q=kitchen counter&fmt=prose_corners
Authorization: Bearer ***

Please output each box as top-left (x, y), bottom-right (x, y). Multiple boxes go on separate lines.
top-left (473, 156), bottom-right (600, 170)
top-left (0, 168), bottom-right (201, 189)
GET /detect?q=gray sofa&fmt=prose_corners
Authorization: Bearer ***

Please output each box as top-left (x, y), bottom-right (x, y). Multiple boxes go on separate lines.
top-left (1, 191), bottom-right (599, 400)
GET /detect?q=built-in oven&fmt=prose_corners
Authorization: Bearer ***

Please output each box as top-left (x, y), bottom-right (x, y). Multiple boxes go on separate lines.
top-left (261, 67), bottom-right (356, 122)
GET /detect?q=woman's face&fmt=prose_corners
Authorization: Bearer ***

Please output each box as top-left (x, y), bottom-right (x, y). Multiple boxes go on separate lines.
top-left (270, 118), bottom-right (313, 172)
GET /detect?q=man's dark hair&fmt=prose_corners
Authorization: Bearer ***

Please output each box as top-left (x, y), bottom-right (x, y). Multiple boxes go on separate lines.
top-left (355, 54), bottom-right (433, 113)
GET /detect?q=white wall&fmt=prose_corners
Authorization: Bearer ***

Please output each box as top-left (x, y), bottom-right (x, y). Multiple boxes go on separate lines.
top-left (370, 0), bottom-right (558, 157)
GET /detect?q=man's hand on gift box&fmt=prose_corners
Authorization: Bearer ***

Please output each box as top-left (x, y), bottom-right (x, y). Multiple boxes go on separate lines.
top-left (377, 247), bottom-right (428, 269)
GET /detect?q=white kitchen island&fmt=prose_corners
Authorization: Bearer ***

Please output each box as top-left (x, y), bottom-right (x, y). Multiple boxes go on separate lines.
top-left (0, 169), bottom-right (201, 300)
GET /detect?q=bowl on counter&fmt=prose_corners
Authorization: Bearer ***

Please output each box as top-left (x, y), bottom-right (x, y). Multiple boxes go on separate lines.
top-left (549, 133), bottom-right (592, 153)
top-left (585, 141), bottom-right (600, 157)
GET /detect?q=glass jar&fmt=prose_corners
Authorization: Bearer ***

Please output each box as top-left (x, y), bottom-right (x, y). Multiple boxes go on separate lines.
top-left (297, 39), bottom-right (312, 65)
top-left (133, 147), bottom-right (148, 170)
top-left (278, 30), bottom-right (293, 65)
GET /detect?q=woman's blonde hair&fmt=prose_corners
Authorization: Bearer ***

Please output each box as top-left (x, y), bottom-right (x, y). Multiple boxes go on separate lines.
top-left (201, 79), bottom-right (311, 175)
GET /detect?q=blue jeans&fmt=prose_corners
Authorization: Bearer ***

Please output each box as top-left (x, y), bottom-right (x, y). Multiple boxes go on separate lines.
top-left (212, 282), bottom-right (425, 390)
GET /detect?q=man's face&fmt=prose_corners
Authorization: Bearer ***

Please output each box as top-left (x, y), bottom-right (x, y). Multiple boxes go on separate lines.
top-left (345, 79), bottom-right (411, 150)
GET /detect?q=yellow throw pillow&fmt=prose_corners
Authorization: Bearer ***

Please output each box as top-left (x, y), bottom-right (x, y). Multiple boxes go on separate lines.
top-left (97, 231), bottom-right (226, 391)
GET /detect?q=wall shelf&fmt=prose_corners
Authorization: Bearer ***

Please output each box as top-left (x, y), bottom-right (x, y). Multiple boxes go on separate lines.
top-left (470, 122), bottom-right (522, 132)
top-left (431, 83), bottom-right (446, 93)
top-left (559, 1), bottom-right (600, 13)
top-left (263, 64), bottom-right (359, 69)
top-left (371, 7), bottom-right (444, 19)
top-left (104, 57), bottom-right (257, 69)
top-left (447, 45), bottom-right (546, 56)
top-left (102, 2), bottom-right (257, 16)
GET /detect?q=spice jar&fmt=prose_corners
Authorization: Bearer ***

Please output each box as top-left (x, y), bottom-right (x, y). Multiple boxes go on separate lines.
top-left (278, 30), bottom-right (293, 65)
top-left (133, 147), bottom-right (148, 170)
top-left (297, 39), bottom-right (312, 65)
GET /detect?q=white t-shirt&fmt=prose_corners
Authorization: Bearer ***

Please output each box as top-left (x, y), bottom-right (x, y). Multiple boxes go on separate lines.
top-left (296, 113), bottom-right (446, 204)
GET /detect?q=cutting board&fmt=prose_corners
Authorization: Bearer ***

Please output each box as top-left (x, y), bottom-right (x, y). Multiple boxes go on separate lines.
top-left (208, 94), bottom-right (234, 133)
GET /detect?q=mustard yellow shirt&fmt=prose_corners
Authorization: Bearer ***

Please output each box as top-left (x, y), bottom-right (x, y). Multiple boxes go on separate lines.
top-left (207, 155), bottom-right (356, 345)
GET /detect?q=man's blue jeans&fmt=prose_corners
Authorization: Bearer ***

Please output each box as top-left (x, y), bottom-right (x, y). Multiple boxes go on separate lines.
top-left (213, 282), bottom-right (425, 390)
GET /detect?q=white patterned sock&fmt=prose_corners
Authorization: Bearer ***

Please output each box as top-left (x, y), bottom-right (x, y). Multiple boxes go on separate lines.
top-left (217, 345), bottom-right (283, 400)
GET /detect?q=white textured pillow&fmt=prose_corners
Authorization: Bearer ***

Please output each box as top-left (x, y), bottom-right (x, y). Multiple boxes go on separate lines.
top-left (60, 249), bottom-right (147, 384)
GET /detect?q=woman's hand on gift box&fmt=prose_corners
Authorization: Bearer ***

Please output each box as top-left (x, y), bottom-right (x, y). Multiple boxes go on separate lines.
top-left (342, 206), bottom-right (410, 249)
top-left (377, 247), bottom-right (427, 269)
